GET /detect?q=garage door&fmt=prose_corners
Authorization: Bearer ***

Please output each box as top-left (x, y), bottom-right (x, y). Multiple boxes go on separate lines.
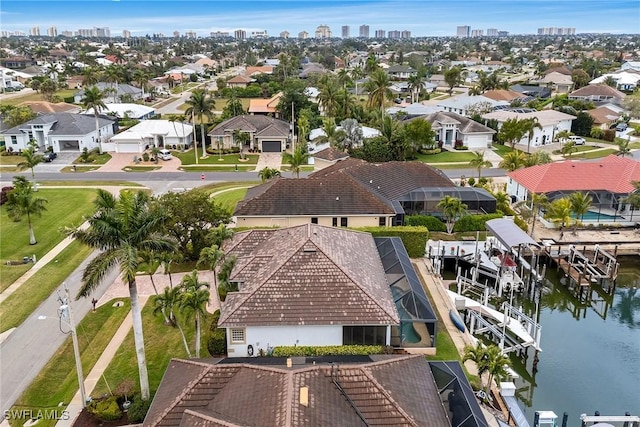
top-left (117, 143), bottom-right (142, 153)
top-left (59, 140), bottom-right (80, 151)
top-left (262, 141), bottom-right (281, 152)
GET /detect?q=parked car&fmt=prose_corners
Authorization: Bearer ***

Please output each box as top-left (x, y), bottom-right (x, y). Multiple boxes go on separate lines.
top-left (616, 123), bottom-right (628, 132)
top-left (568, 136), bottom-right (586, 145)
top-left (158, 149), bottom-right (172, 161)
top-left (43, 152), bottom-right (57, 162)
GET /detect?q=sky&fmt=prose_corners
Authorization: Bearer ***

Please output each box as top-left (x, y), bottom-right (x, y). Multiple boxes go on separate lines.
top-left (1, 0), bottom-right (639, 37)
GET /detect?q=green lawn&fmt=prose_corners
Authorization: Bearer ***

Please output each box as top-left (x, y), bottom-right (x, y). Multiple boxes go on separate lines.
top-left (123, 166), bottom-right (161, 172)
top-left (180, 165), bottom-right (255, 172)
top-left (60, 165), bottom-right (100, 173)
top-left (38, 181), bottom-right (142, 187)
top-left (212, 188), bottom-right (248, 213)
top-left (1, 89), bottom-right (76, 106)
top-left (9, 299), bottom-right (131, 427)
top-left (0, 240), bottom-right (93, 333)
top-left (173, 150), bottom-right (259, 165)
top-left (0, 188), bottom-right (98, 291)
top-left (92, 299), bottom-right (214, 398)
top-left (490, 144), bottom-right (514, 158)
top-left (567, 148), bottom-right (618, 159)
top-left (416, 150), bottom-right (477, 163)
top-left (0, 155), bottom-right (25, 166)
top-left (72, 152), bottom-right (112, 165)
top-left (553, 144), bottom-right (603, 154)
top-left (200, 181), bottom-right (260, 193)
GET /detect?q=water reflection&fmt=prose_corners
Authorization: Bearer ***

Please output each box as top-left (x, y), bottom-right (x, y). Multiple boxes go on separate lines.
top-left (610, 272), bottom-right (640, 329)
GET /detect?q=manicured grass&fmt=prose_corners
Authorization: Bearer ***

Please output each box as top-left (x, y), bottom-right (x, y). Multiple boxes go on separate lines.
top-left (180, 165), bottom-right (255, 172)
top-left (200, 181), bottom-right (261, 193)
top-left (173, 150), bottom-right (259, 165)
top-left (213, 188), bottom-right (248, 213)
top-left (416, 150), bottom-right (477, 163)
top-left (0, 89), bottom-right (76, 106)
top-left (0, 188), bottom-right (98, 291)
top-left (72, 152), bottom-right (112, 165)
top-left (280, 165), bottom-right (314, 172)
top-left (92, 299), bottom-right (214, 398)
top-left (490, 144), bottom-right (514, 158)
top-left (0, 155), bottom-right (25, 165)
top-left (553, 145), bottom-right (602, 154)
top-left (60, 165), bottom-right (100, 173)
top-left (567, 148), bottom-right (617, 159)
top-left (0, 240), bottom-right (94, 332)
top-left (122, 166), bottom-right (161, 172)
top-left (38, 181), bottom-right (142, 187)
top-left (9, 299), bottom-right (131, 427)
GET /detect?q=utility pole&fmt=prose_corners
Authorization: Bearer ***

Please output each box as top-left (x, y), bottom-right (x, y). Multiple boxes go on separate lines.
top-left (60, 284), bottom-right (87, 408)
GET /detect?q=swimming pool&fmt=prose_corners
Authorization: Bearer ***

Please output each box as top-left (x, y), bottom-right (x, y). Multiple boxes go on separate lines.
top-left (573, 211), bottom-right (623, 221)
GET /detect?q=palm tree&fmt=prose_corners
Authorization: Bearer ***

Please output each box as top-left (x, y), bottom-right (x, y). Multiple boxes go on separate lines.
top-left (337, 118), bottom-right (364, 151)
top-left (469, 151), bottom-right (492, 180)
top-left (81, 86), bottom-right (107, 154)
top-left (133, 69), bottom-right (149, 98)
top-left (561, 141), bottom-right (578, 159)
top-left (462, 342), bottom-right (489, 389)
top-left (482, 345), bottom-right (511, 396)
top-left (313, 117), bottom-right (346, 148)
top-left (617, 138), bottom-right (632, 157)
top-left (524, 150), bottom-right (552, 167)
top-left (258, 167), bottom-right (281, 182)
top-left (197, 245), bottom-right (224, 290)
top-left (139, 250), bottom-right (160, 295)
top-left (336, 87), bottom-right (357, 121)
top-left (5, 176), bottom-right (48, 245)
top-left (494, 191), bottom-right (511, 213)
top-left (18, 142), bottom-right (44, 190)
top-left (436, 195), bottom-right (468, 234)
top-left (498, 118), bottom-right (526, 149)
top-left (521, 118), bottom-right (543, 154)
top-left (185, 89), bottom-right (216, 158)
top-left (317, 78), bottom-right (340, 117)
top-left (103, 64), bottom-right (123, 100)
top-left (67, 190), bottom-right (177, 400)
top-left (622, 181), bottom-right (640, 219)
top-left (179, 270), bottom-right (210, 358)
top-left (529, 192), bottom-right (548, 237)
top-left (81, 67), bottom-right (100, 87)
top-left (545, 197), bottom-right (574, 234)
top-left (282, 146), bottom-right (309, 178)
top-left (350, 65), bottom-right (365, 99)
top-left (569, 191), bottom-right (593, 228)
top-left (407, 74), bottom-right (425, 103)
top-left (153, 286), bottom-right (191, 357)
top-left (364, 69), bottom-right (392, 117)
top-left (498, 151), bottom-right (526, 171)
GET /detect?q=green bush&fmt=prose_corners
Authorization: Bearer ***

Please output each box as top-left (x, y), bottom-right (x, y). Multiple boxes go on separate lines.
top-left (272, 345), bottom-right (390, 357)
top-left (126, 394), bottom-right (152, 423)
top-left (406, 215), bottom-right (447, 232)
top-left (142, 152), bottom-right (150, 162)
top-left (467, 177), bottom-right (476, 187)
top-left (354, 226), bottom-right (428, 257)
top-left (207, 327), bottom-right (227, 356)
top-left (218, 284), bottom-right (228, 302)
top-left (88, 396), bottom-right (122, 422)
top-left (452, 213), bottom-right (503, 233)
top-left (210, 309), bottom-right (221, 331)
top-left (513, 215), bottom-right (528, 232)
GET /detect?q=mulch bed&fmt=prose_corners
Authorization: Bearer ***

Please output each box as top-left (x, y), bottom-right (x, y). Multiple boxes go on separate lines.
top-left (72, 408), bottom-right (133, 427)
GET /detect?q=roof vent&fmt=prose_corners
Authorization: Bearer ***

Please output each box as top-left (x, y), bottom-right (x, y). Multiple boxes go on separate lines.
top-left (369, 179), bottom-right (373, 184)
top-left (303, 244), bottom-right (317, 253)
top-left (336, 196), bottom-right (339, 201)
top-left (299, 386), bottom-right (309, 407)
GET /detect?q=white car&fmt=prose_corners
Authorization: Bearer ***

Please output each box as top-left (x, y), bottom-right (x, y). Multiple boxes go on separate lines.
top-left (158, 149), bottom-right (172, 160)
top-left (561, 136), bottom-right (585, 145)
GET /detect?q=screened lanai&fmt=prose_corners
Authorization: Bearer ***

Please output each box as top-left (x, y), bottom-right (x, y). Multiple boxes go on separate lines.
top-left (542, 190), bottom-right (639, 224)
top-left (375, 237), bottom-right (437, 348)
top-left (399, 187), bottom-right (497, 217)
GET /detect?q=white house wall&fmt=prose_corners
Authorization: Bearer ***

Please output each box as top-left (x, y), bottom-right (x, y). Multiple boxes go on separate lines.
top-left (507, 177), bottom-right (529, 202)
top-left (227, 325), bottom-right (342, 357)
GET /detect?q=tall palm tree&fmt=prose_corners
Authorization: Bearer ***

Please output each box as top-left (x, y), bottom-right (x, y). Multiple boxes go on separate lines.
top-left (364, 68), bottom-right (392, 117)
top-left (5, 176), bottom-right (48, 245)
top-left (617, 138), bottom-right (632, 157)
top-left (103, 64), bottom-right (123, 100)
top-left (545, 197), bottom-right (574, 234)
top-left (482, 345), bottom-right (511, 396)
top-left (469, 151), bottom-right (492, 180)
top-left (407, 74), bottom-right (424, 103)
top-left (463, 342), bottom-right (489, 389)
top-left (132, 69), bottom-right (149, 98)
top-left (498, 150), bottom-right (526, 171)
top-left (521, 118), bottom-right (542, 153)
top-left (67, 190), bottom-right (177, 400)
top-left (569, 191), bottom-right (593, 225)
top-left (436, 195), bottom-right (468, 234)
top-left (81, 86), bottom-right (107, 154)
top-left (317, 77), bottom-right (341, 118)
top-left (18, 142), bottom-right (44, 190)
top-left (185, 89), bottom-right (216, 158)
top-left (153, 286), bottom-right (191, 357)
top-left (139, 250), bottom-right (161, 295)
top-left (258, 167), bottom-right (281, 182)
top-left (529, 192), bottom-right (548, 237)
top-left (81, 67), bottom-right (100, 87)
top-left (197, 245), bottom-right (224, 291)
top-left (179, 270), bottom-right (210, 358)
top-left (350, 65), bottom-right (365, 99)
top-left (561, 141), bottom-right (578, 159)
top-left (282, 146), bottom-right (309, 178)
top-left (336, 87), bottom-right (357, 121)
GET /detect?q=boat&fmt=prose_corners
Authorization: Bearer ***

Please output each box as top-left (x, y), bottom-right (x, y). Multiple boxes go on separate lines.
top-left (449, 309), bottom-right (466, 332)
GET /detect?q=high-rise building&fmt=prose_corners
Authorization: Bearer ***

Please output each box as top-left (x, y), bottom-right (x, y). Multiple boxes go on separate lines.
top-left (251, 30), bottom-right (268, 38)
top-left (298, 30), bottom-right (309, 39)
top-left (486, 28), bottom-right (498, 37)
top-left (185, 30), bottom-right (197, 38)
top-left (401, 30), bottom-right (411, 39)
top-left (234, 29), bottom-right (247, 40)
top-left (471, 29), bottom-right (483, 37)
top-left (29, 26), bottom-right (41, 36)
top-left (374, 29), bottom-right (386, 38)
top-left (47, 26), bottom-right (57, 37)
top-left (78, 28), bottom-right (93, 37)
top-left (388, 30), bottom-right (401, 39)
top-left (61, 30), bottom-right (73, 37)
top-left (95, 27), bottom-right (110, 37)
top-left (122, 30), bottom-right (131, 38)
top-left (497, 31), bottom-right (509, 37)
top-left (210, 31), bottom-right (230, 38)
top-left (280, 31), bottom-right (290, 39)
top-left (456, 25), bottom-right (470, 37)
top-left (315, 24), bottom-right (332, 39)
top-left (359, 24), bottom-right (370, 38)
top-left (537, 27), bottom-right (575, 35)
top-left (173, 31), bottom-right (180, 38)
top-left (341, 25), bottom-right (350, 38)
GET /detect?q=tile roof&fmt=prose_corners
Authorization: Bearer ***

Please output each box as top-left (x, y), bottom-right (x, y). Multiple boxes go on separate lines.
top-left (312, 147), bottom-right (349, 161)
top-left (218, 224), bottom-right (399, 327)
top-left (226, 75), bottom-right (253, 84)
top-left (234, 175), bottom-right (395, 216)
top-left (482, 109), bottom-right (576, 126)
top-left (248, 93), bottom-right (282, 114)
top-left (17, 101), bottom-right (80, 114)
top-left (144, 356), bottom-right (450, 427)
top-left (482, 89), bottom-right (525, 102)
top-left (569, 84), bottom-right (626, 99)
top-left (508, 155), bottom-right (640, 194)
top-left (209, 114), bottom-right (289, 138)
top-left (586, 106), bottom-right (620, 125)
top-left (0, 113), bottom-right (114, 136)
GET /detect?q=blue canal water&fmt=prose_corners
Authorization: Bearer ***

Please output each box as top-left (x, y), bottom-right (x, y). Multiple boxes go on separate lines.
top-left (513, 259), bottom-right (640, 424)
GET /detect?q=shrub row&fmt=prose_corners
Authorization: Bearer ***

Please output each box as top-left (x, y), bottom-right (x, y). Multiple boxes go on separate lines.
top-left (272, 345), bottom-right (391, 357)
top-left (206, 147), bottom-right (241, 155)
top-left (355, 226), bottom-right (428, 257)
top-left (127, 395), bottom-right (152, 423)
top-left (406, 215), bottom-right (447, 232)
top-left (452, 213), bottom-right (504, 232)
top-left (207, 309), bottom-right (227, 356)
top-left (87, 396), bottom-right (122, 422)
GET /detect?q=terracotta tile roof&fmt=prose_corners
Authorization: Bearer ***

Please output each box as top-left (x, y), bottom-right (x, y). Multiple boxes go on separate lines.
top-left (245, 65), bottom-right (274, 75)
top-left (226, 75), bottom-right (253, 84)
top-left (234, 175), bottom-right (395, 216)
top-left (586, 106), bottom-right (620, 125)
top-left (218, 224), bottom-right (399, 327)
top-left (145, 356), bottom-right (450, 427)
top-left (570, 84), bottom-right (626, 99)
top-left (508, 155), bottom-right (640, 194)
top-left (482, 89), bottom-right (525, 102)
top-left (312, 147), bottom-right (349, 161)
top-left (248, 92), bottom-right (282, 113)
top-left (18, 101), bottom-right (80, 114)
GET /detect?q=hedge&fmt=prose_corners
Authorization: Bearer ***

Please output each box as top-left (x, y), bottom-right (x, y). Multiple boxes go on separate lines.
top-left (354, 226), bottom-right (428, 257)
top-left (272, 345), bottom-right (391, 357)
top-left (452, 213), bottom-right (503, 233)
top-left (207, 309), bottom-right (226, 356)
top-left (126, 394), bottom-right (152, 423)
top-left (406, 215), bottom-right (447, 232)
top-left (88, 396), bottom-right (122, 422)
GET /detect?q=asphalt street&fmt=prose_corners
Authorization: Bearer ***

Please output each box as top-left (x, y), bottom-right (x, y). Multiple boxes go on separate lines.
top-left (0, 252), bottom-right (119, 414)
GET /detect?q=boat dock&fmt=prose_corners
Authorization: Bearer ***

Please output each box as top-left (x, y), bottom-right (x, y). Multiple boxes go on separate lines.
top-left (500, 382), bottom-right (531, 427)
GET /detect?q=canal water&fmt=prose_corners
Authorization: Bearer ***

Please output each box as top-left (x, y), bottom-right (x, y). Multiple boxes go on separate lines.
top-left (512, 257), bottom-right (640, 424)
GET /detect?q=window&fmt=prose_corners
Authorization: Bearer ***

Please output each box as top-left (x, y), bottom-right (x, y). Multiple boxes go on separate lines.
top-left (230, 328), bottom-right (245, 344)
top-left (11, 136), bottom-right (17, 145)
top-left (340, 217), bottom-right (348, 227)
top-left (311, 217), bottom-right (318, 224)
top-left (343, 326), bottom-right (387, 346)
top-left (378, 217), bottom-right (386, 226)
top-left (332, 217), bottom-right (338, 227)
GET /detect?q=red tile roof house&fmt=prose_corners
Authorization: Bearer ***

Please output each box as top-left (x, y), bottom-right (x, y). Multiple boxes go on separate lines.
top-left (143, 355), bottom-right (489, 427)
top-left (507, 155), bottom-right (640, 225)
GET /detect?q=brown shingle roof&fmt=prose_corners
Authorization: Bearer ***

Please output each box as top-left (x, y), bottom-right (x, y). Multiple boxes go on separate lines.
top-left (209, 114), bottom-right (289, 138)
top-left (218, 224), bottom-right (399, 327)
top-left (145, 356), bottom-right (451, 427)
top-left (569, 84), bottom-right (626, 100)
top-left (18, 101), bottom-right (80, 114)
top-left (312, 146), bottom-right (349, 161)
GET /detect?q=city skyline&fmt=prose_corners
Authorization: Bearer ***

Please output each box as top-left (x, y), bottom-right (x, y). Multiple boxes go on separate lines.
top-left (1, 0), bottom-right (639, 37)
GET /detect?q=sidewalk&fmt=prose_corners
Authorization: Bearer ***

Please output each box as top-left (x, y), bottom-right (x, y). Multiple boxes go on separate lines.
top-left (55, 299), bottom-right (141, 427)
